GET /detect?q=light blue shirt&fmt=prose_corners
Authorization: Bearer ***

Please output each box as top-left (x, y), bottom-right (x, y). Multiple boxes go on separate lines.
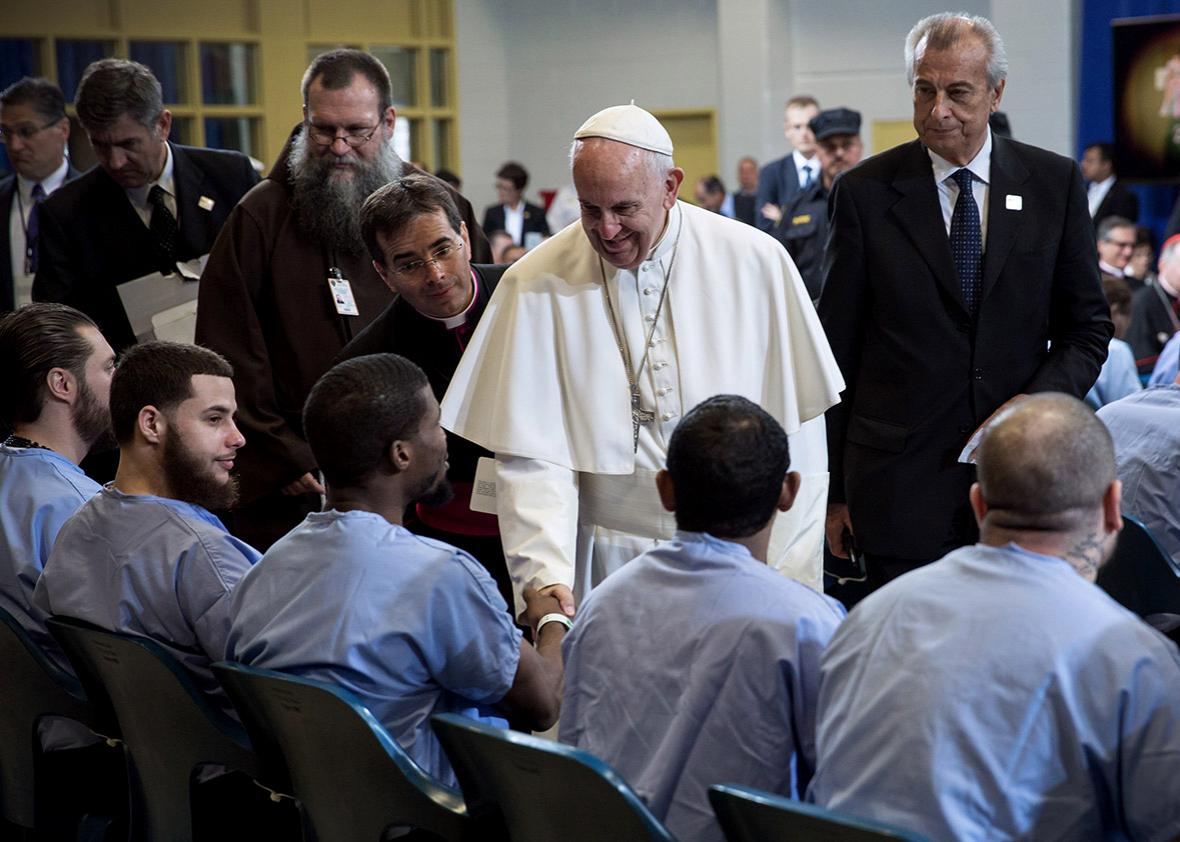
top-left (559, 531), bottom-right (846, 842)
top-left (1098, 385), bottom-right (1180, 566)
top-left (226, 509), bottom-right (522, 786)
top-left (810, 543), bottom-right (1180, 841)
top-left (1148, 331), bottom-right (1180, 387)
top-left (33, 486), bottom-right (259, 714)
top-left (1086, 337), bottom-right (1141, 409)
top-left (0, 445), bottom-right (100, 671)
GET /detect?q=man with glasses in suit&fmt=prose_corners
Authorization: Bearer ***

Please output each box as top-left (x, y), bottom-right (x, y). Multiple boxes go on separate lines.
top-left (0, 78), bottom-right (78, 313)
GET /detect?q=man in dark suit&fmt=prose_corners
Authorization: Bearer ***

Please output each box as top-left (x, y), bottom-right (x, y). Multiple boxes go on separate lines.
top-left (482, 160), bottom-right (550, 247)
top-left (755, 95), bottom-right (820, 231)
top-left (1082, 142), bottom-right (1139, 229)
top-left (33, 59), bottom-right (259, 350)
top-left (0, 77), bottom-right (79, 312)
top-left (820, 12), bottom-right (1111, 588)
top-left (338, 172), bottom-right (511, 606)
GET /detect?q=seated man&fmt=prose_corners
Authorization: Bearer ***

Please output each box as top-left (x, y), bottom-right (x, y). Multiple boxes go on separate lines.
top-left (34, 341), bottom-right (257, 713)
top-left (337, 174), bottom-right (511, 607)
top-left (559, 395), bottom-right (845, 842)
top-left (1097, 378), bottom-right (1180, 566)
top-left (227, 354), bottom-right (566, 786)
top-left (0, 303), bottom-right (114, 668)
top-left (810, 393), bottom-right (1180, 841)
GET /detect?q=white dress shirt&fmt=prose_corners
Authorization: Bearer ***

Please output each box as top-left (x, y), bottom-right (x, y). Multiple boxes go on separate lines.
top-left (1087, 175), bottom-right (1115, 218)
top-left (929, 128), bottom-right (992, 250)
top-left (9, 158), bottom-right (70, 306)
top-left (793, 149), bottom-right (817, 190)
top-left (125, 143), bottom-right (177, 227)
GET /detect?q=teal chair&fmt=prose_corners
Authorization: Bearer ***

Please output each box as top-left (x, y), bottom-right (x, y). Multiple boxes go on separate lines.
top-left (431, 712), bottom-right (676, 842)
top-left (213, 662), bottom-right (469, 842)
top-left (709, 784), bottom-right (932, 842)
top-left (0, 607), bottom-right (123, 840)
top-left (45, 617), bottom-right (298, 842)
top-left (1097, 514), bottom-right (1180, 625)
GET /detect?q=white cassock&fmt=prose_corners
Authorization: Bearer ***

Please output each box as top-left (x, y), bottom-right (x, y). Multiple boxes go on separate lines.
top-left (442, 201), bottom-right (844, 618)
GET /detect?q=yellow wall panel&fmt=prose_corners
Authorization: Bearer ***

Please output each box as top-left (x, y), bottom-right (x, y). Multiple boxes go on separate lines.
top-left (117, 0), bottom-right (256, 37)
top-left (4, 0), bottom-right (118, 35)
top-left (304, 0), bottom-right (415, 42)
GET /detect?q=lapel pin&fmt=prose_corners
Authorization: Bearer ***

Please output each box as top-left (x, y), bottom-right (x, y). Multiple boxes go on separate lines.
top-left (198, 195), bottom-right (215, 211)
top-left (1005, 194), bottom-right (1023, 211)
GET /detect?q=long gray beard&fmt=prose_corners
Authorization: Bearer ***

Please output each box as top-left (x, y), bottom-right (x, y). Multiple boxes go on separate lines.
top-left (288, 129), bottom-right (404, 255)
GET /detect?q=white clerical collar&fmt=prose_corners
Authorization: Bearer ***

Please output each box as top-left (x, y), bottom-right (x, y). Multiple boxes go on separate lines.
top-left (642, 202), bottom-right (683, 267)
top-left (422, 268), bottom-right (479, 329)
top-left (17, 158), bottom-right (69, 203)
top-left (126, 142), bottom-right (175, 208)
top-left (927, 127), bottom-right (992, 187)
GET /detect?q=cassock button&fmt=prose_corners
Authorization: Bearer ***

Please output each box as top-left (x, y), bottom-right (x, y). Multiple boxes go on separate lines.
top-left (645, 314), bottom-right (656, 322)
top-left (643, 287), bottom-right (654, 295)
top-left (958, 424), bottom-right (970, 435)
top-left (661, 412), bottom-right (675, 421)
top-left (973, 368), bottom-right (984, 380)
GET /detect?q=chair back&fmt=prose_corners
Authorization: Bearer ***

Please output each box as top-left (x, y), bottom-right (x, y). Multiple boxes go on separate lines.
top-left (1097, 515), bottom-right (1180, 618)
top-left (709, 784), bottom-right (932, 842)
top-left (432, 712), bottom-right (675, 842)
top-left (0, 607), bottom-right (96, 828)
top-left (213, 661), bottom-right (468, 842)
top-left (45, 617), bottom-right (258, 842)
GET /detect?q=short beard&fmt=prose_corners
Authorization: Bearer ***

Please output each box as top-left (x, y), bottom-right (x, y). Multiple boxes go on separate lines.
top-left (161, 429), bottom-right (239, 511)
top-left (73, 378), bottom-right (116, 455)
top-left (414, 472), bottom-right (454, 508)
top-left (288, 128), bottom-right (404, 255)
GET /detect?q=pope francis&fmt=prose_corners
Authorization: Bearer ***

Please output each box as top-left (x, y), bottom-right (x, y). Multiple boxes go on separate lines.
top-left (442, 104), bottom-right (844, 619)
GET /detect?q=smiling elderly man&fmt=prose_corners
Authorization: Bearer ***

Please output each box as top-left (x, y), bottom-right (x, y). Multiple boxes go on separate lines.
top-left (819, 12), bottom-right (1111, 593)
top-left (443, 103), bottom-right (842, 622)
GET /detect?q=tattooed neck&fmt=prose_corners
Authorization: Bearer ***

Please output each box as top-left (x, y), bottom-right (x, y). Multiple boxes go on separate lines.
top-left (1062, 531), bottom-right (1103, 580)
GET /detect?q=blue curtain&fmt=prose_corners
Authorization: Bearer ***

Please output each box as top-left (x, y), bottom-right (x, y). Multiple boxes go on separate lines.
top-left (0, 39), bottom-right (39, 174)
top-left (129, 42), bottom-right (184, 103)
top-left (1080, 0), bottom-right (1180, 240)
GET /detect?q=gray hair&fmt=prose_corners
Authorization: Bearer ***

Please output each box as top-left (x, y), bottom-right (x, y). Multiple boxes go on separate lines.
top-left (75, 58), bottom-right (163, 132)
top-left (1, 77), bottom-right (66, 123)
top-left (905, 13), bottom-right (1009, 90)
top-left (976, 393), bottom-right (1115, 533)
top-left (568, 138), bottom-right (675, 181)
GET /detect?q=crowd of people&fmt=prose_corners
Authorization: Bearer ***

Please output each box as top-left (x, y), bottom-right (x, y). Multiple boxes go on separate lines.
top-left (4, 9), bottom-right (1180, 842)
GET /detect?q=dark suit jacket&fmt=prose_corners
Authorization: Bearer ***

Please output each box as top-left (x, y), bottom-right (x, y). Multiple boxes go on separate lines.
top-left (32, 143), bottom-right (259, 349)
top-left (0, 163), bottom-right (81, 312)
top-left (481, 201), bottom-right (550, 244)
top-left (755, 154), bottom-right (809, 232)
top-left (819, 136), bottom-right (1112, 559)
top-left (1093, 178), bottom-right (1139, 228)
top-left (336, 262), bottom-right (507, 484)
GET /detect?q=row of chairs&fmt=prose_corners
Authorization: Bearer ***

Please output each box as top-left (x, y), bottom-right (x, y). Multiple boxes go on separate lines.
top-left (3, 609), bottom-right (927, 841)
top-left (4, 514), bottom-right (1174, 841)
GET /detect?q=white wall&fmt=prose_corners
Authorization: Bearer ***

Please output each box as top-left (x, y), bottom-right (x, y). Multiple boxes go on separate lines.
top-left (456, 0), bottom-right (719, 214)
top-left (456, 0), bottom-right (1079, 214)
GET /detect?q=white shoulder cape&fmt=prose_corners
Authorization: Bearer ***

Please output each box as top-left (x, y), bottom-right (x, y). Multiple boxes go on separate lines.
top-left (441, 201), bottom-right (844, 474)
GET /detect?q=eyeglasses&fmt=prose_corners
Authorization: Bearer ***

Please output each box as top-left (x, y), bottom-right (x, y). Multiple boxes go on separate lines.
top-left (305, 122), bottom-right (383, 148)
top-left (0, 120), bottom-right (60, 144)
top-left (392, 241), bottom-right (464, 278)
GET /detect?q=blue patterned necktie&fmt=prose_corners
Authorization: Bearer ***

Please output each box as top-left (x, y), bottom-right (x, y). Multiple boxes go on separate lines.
top-left (802, 163), bottom-right (813, 189)
top-left (948, 168), bottom-right (982, 316)
top-left (25, 182), bottom-right (45, 275)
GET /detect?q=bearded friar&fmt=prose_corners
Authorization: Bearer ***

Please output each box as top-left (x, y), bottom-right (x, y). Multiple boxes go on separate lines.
top-left (195, 48), bottom-right (492, 551)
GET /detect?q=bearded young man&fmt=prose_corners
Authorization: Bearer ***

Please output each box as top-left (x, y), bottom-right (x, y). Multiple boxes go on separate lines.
top-left (34, 341), bottom-right (257, 715)
top-left (196, 48), bottom-right (491, 551)
top-left (0, 303), bottom-right (115, 667)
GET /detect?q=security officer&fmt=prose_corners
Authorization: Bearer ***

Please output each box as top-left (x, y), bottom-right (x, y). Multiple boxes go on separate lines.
top-left (773, 107), bottom-right (863, 301)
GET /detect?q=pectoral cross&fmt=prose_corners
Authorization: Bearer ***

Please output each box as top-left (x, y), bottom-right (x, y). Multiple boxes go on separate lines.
top-left (631, 386), bottom-right (655, 452)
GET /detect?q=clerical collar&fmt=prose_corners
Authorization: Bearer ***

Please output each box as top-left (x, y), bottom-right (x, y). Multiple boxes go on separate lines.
top-left (17, 158), bottom-right (70, 204)
top-left (421, 269), bottom-right (480, 329)
top-left (126, 142), bottom-right (176, 209)
top-left (642, 202), bottom-right (683, 267)
top-left (926, 127), bottom-right (992, 187)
